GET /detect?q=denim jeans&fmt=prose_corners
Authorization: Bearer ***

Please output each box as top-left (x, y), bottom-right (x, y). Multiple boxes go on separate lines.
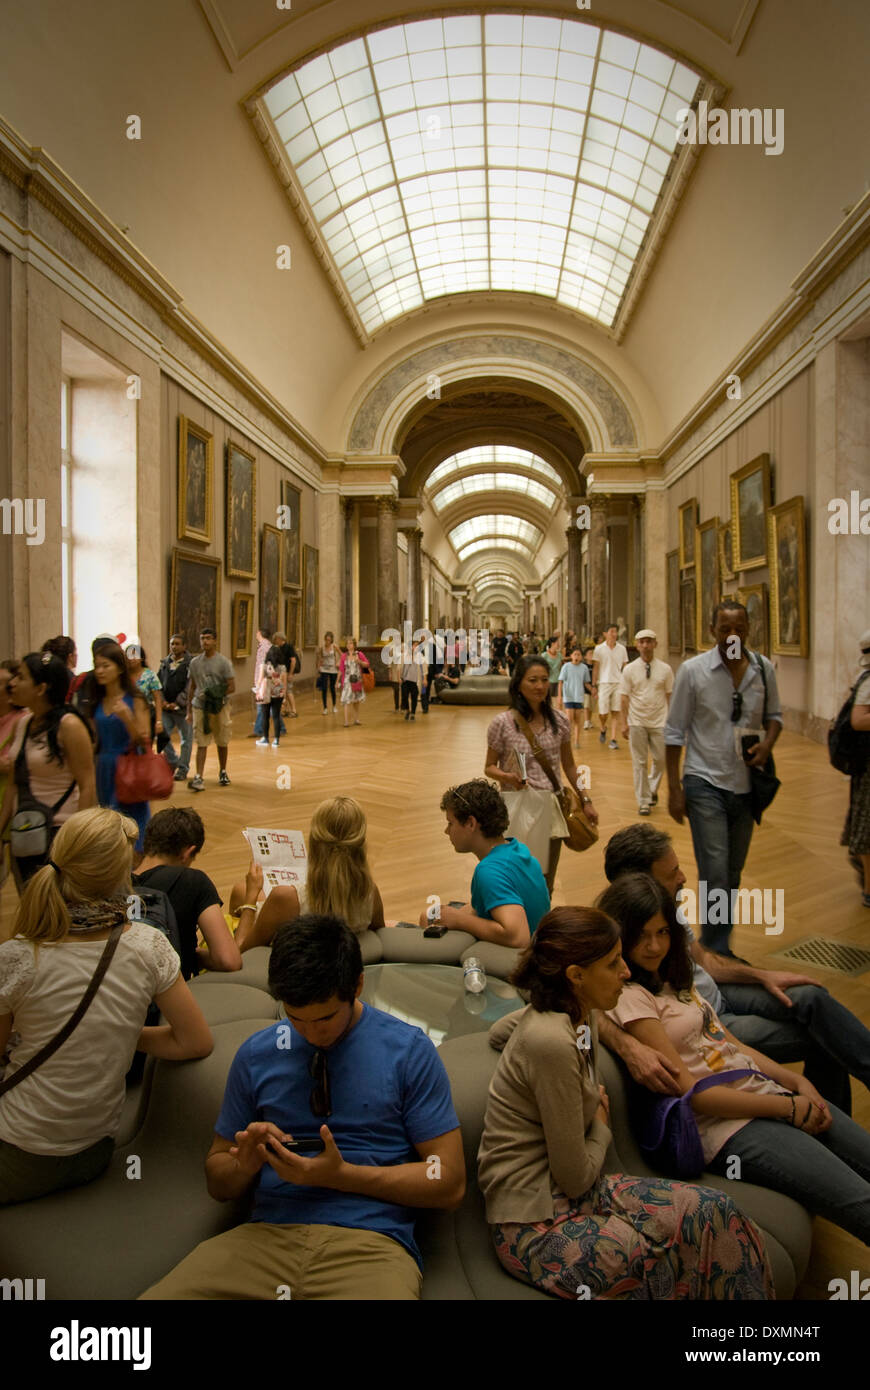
top-left (159, 707), bottom-right (192, 774)
top-left (720, 982), bottom-right (870, 1116)
top-left (254, 704), bottom-right (286, 737)
top-left (707, 1108), bottom-right (870, 1244)
top-left (683, 773), bottom-right (755, 954)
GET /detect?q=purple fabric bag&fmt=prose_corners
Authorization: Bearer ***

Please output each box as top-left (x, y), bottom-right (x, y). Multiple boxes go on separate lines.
top-left (637, 1069), bottom-right (759, 1178)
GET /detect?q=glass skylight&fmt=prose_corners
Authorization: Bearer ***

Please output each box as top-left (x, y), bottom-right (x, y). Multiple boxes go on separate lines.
top-left (450, 514), bottom-right (542, 552)
top-left (427, 447), bottom-right (562, 490)
top-left (432, 472), bottom-right (558, 512)
top-left (456, 538), bottom-right (532, 562)
top-left (262, 14), bottom-right (700, 332)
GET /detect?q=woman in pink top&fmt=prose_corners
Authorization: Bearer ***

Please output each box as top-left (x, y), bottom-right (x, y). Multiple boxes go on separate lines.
top-left (599, 873), bottom-right (870, 1245)
top-left (0, 654), bottom-right (96, 889)
top-left (485, 655), bottom-right (598, 893)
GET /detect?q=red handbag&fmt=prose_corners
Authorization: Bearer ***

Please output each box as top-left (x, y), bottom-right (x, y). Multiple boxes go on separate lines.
top-left (115, 744), bottom-right (173, 803)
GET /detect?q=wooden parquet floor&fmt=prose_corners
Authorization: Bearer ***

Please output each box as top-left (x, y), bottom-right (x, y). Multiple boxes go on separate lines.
top-left (2, 686), bottom-right (868, 1296)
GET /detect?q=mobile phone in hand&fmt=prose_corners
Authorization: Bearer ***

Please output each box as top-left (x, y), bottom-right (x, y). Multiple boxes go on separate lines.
top-left (281, 1137), bottom-right (326, 1155)
top-left (423, 925), bottom-right (448, 938)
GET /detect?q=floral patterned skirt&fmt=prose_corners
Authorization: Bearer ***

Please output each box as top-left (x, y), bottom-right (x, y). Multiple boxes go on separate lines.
top-left (492, 1174), bottom-right (773, 1301)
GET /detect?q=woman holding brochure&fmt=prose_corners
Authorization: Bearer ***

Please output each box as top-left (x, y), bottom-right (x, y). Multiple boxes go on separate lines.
top-left (228, 797), bottom-right (386, 949)
top-left (485, 656), bottom-right (598, 894)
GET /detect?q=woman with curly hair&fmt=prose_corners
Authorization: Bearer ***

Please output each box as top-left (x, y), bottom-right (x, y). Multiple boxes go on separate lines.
top-left (477, 904), bottom-right (774, 1300)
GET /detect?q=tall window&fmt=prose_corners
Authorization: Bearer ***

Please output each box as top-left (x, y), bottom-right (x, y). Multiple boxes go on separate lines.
top-left (60, 377), bottom-right (73, 636)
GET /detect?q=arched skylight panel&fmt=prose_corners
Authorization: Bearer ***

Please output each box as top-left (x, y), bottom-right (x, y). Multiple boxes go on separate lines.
top-left (261, 15), bottom-right (701, 333)
top-left (427, 448), bottom-right (562, 490)
top-left (432, 474), bottom-right (558, 511)
top-left (456, 538), bottom-right (532, 563)
top-left (449, 515), bottom-right (542, 550)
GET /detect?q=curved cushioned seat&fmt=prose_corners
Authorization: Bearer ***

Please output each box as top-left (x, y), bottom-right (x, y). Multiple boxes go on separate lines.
top-left (439, 675), bottom-right (510, 706)
top-left (376, 926), bottom-right (477, 964)
top-left (459, 941), bottom-right (522, 983)
top-left (187, 980), bottom-right (280, 1026)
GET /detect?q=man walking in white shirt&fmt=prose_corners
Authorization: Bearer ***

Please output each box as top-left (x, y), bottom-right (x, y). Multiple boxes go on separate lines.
top-left (591, 623), bottom-right (628, 749)
top-left (619, 629), bottom-right (674, 814)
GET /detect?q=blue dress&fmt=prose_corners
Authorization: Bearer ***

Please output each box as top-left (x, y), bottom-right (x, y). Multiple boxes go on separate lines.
top-left (94, 695), bottom-right (150, 851)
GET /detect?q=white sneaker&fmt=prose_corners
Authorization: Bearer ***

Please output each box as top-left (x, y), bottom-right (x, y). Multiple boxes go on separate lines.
top-left (256, 738), bottom-right (269, 747)
top-left (189, 775), bottom-right (205, 792)
top-left (271, 739), bottom-right (279, 747)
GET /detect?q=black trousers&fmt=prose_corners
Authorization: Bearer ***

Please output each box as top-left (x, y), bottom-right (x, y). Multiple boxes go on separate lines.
top-left (401, 680), bottom-right (419, 714)
top-left (319, 671), bottom-right (338, 708)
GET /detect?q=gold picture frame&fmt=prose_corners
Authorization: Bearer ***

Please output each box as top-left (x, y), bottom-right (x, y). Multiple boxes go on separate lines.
top-left (303, 544), bottom-right (319, 648)
top-left (260, 524), bottom-right (283, 639)
top-left (284, 593), bottom-right (300, 650)
top-left (678, 498), bottom-right (698, 570)
top-left (680, 578), bottom-right (696, 654)
top-left (279, 480), bottom-right (301, 589)
top-left (231, 591), bottom-right (254, 659)
top-left (718, 521), bottom-right (735, 583)
top-left (737, 582), bottom-right (769, 657)
top-left (694, 516), bottom-right (720, 651)
top-left (666, 549), bottom-right (680, 654)
top-left (730, 454), bottom-right (771, 571)
top-left (170, 549), bottom-right (221, 649)
top-left (226, 440), bottom-right (257, 580)
top-left (768, 496), bottom-right (809, 657)
top-left (177, 416), bottom-right (213, 544)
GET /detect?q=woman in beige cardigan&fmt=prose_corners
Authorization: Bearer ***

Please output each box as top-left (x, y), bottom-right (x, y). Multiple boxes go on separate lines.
top-left (477, 906), bottom-right (773, 1300)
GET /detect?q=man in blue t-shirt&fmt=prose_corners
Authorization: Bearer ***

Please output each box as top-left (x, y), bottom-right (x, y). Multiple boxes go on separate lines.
top-left (140, 917), bottom-right (464, 1301)
top-left (419, 779), bottom-right (550, 947)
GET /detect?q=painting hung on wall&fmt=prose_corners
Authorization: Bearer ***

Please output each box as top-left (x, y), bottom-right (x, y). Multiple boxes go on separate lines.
top-left (279, 480), bottom-right (301, 589)
top-left (231, 591), bottom-right (254, 660)
top-left (680, 579), bottom-right (696, 654)
top-left (260, 525), bottom-right (282, 639)
top-left (738, 583), bottom-right (769, 657)
top-left (284, 594), bottom-right (300, 650)
top-left (718, 521), bottom-right (735, 583)
top-left (768, 496), bottom-right (809, 656)
top-left (177, 417), bottom-right (213, 544)
top-left (303, 544), bottom-right (319, 648)
top-left (730, 454), bottom-right (771, 571)
top-left (695, 517), bottom-right (720, 651)
top-left (226, 441), bottom-right (256, 580)
top-left (666, 549), bottom-right (680, 653)
top-left (678, 498), bottom-right (698, 570)
top-left (170, 549), bottom-right (220, 650)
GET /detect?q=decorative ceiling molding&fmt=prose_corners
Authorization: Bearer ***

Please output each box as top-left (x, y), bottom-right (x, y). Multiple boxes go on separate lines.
top-left (347, 333), bottom-right (638, 453)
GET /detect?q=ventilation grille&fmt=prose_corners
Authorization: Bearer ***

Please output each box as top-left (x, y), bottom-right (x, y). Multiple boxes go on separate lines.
top-left (770, 937), bottom-right (870, 978)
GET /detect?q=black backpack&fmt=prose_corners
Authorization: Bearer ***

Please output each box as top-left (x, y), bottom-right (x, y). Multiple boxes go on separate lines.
top-left (130, 867), bottom-right (184, 964)
top-left (829, 674), bottom-right (870, 776)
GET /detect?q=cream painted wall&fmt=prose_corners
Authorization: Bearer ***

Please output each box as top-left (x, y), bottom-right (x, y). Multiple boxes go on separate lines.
top-left (621, 0), bottom-right (870, 432)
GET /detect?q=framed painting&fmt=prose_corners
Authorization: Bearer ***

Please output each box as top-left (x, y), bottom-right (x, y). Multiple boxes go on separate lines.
top-left (260, 524), bottom-right (282, 639)
top-left (768, 496), bottom-right (809, 657)
top-left (694, 517), bottom-right (720, 651)
top-left (718, 521), bottom-right (735, 583)
top-left (170, 549), bottom-right (220, 650)
top-left (303, 544), bottom-right (319, 648)
top-left (284, 593), bottom-right (300, 650)
top-left (226, 441), bottom-right (256, 580)
top-left (279, 479), bottom-right (301, 589)
top-left (678, 498), bottom-right (698, 570)
top-left (177, 417), bottom-right (213, 544)
top-left (666, 549), bottom-right (680, 654)
top-left (737, 582), bottom-right (769, 657)
top-left (730, 454), bottom-right (771, 571)
top-left (680, 579), bottom-right (696, 654)
top-left (231, 591), bottom-right (254, 660)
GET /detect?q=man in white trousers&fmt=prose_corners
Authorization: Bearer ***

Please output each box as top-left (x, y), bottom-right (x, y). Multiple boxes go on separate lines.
top-left (620, 629), bottom-right (674, 814)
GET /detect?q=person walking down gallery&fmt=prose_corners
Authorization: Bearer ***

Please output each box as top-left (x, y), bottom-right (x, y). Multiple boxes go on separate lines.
top-left (125, 642), bottom-right (163, 748)
top-left (90, 642), bottom-right (152, 854)
top-left (485, 655), bottom-right (598, 894)
top-left (256, 646), bottom-right (287, 749)
top-left (591, 623), bottom-right (629, 750)
top-left (188, 629), bottom-right (235, 791)
top-left (840, 628), bottom-right (870, 908)
top-left (0, 654), bottom-right (96, 888)
top-left (316, 631), bottom-right (339, 714)
top-left (157, 635), bottom-right (193, 782)
top-left (339, 637), bottom-right (371, 729)
top-left (619, 630), bottom-right (674, 816)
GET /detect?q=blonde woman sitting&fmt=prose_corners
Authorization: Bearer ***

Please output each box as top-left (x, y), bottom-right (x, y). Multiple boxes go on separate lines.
top-left (0, 807), bottom-right (213, 1205)
top-left (229, 796), bottom-right (386, 950)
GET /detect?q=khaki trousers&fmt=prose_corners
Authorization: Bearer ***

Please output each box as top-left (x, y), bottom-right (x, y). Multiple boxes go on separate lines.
top-left (139, 1221), bottom-right (422, 1301)
top-left (628, 724), bottom-right (665, 809)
